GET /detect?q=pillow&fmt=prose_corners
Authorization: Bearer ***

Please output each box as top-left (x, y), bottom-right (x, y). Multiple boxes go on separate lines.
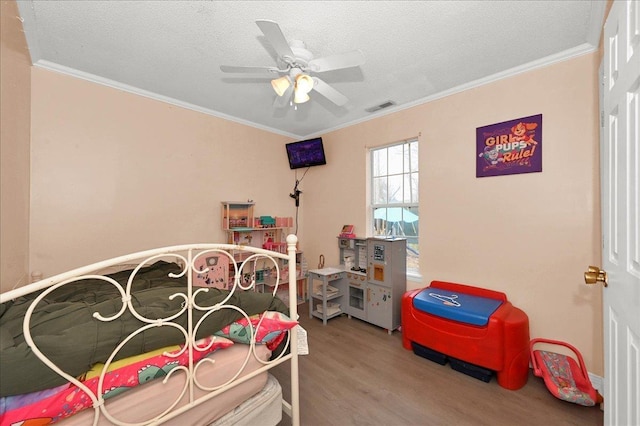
top-left (215, 311), bottom-right (298, 350)
top-left (82, 335), bottom-right (233, 385)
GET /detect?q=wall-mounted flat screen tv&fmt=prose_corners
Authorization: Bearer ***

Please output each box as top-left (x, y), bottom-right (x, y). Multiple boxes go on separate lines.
top-left (285, 137), bottom-right (327, 169)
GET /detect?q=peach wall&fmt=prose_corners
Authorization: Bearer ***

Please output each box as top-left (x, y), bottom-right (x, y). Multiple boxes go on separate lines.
top-left (24, 29), bottom-right (603, 376)
top-left (29, 69), bottom-right (297, 275)
top-left (303, 53), bottom-right (603, 374)
top-left (0, 0), bottom-right (31, 292)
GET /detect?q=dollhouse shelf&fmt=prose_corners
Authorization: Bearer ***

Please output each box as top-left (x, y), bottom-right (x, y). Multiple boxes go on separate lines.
top-left (221, 201), bottom-right (255, 229)
top-left (226, 227), bottom-right (289, 252)
top-left (220, 201), bottom-right (306, 303)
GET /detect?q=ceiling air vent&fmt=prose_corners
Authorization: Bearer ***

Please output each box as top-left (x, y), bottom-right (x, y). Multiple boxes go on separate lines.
top-left (365, 101), bottom-right (396, 113)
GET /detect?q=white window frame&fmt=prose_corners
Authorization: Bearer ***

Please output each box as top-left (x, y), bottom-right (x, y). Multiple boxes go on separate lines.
top-left (370, 138), bottom-right (420, 278)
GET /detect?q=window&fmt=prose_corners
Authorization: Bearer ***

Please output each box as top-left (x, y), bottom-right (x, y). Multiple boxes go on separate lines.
top-left (371, 138), bottom-right (419, 276)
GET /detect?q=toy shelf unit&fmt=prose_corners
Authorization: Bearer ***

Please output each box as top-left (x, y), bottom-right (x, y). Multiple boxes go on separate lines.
top-left (220, 201), bottom-right (305, 304)
top-left (227, 228), bottom-right (289, 255)
top-left (260, 251), bottom-right (308, 305)
top-left (221, 201), bottom-right (291, 254)
top-left (307, 267), bottom-right (347, 325)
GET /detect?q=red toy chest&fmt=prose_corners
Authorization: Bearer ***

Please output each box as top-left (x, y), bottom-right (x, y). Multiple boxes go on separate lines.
top-left (402, 281), bottom-right (530, 390)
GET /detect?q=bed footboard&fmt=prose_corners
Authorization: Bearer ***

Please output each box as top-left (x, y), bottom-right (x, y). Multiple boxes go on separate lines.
top-left (0, 236), bottom-right (300, 426)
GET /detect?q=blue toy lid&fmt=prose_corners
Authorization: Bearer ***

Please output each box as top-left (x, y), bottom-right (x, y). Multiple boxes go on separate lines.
top-left (413, 288), bottom-right (503, 326)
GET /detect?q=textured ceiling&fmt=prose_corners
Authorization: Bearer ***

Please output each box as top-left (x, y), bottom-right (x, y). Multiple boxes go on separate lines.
top-left (16, 1), bottom-right (605, 138)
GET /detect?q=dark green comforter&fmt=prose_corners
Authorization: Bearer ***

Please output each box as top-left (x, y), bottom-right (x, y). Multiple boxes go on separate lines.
top-left (0, 261), bottom-right (288, 397)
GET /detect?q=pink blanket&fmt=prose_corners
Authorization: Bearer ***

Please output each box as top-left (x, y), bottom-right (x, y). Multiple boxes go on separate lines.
top-left (1, 336), bottom-right (232, 425)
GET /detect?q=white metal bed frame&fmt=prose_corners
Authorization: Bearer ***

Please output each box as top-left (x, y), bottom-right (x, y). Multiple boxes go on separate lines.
top-left (0, 235), bottom-right (300, 426)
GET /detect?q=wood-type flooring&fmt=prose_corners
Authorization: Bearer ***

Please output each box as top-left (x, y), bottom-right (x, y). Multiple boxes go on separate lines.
top-left (272, 303), bottom-right (604, 426)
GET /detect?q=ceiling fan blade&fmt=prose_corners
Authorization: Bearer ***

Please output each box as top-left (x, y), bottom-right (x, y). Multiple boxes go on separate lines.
top-left (312, 77), bottom-right (349, 106)
top-left (220, 65), bottom-right (279, 74)
top-left (256, 20), bottom-right (295, 61)
top-left (308, 50), bottom-right (365, 72)
top-left (273, 85), bottom-right (293, 108)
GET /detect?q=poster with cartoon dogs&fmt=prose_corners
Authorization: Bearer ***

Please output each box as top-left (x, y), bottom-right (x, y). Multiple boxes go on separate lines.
top-left (476, 114), bottom-right (542, 177)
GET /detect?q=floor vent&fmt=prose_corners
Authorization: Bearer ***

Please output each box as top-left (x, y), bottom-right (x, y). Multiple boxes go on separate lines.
top-left (365, 101), bottom-right (396, 113)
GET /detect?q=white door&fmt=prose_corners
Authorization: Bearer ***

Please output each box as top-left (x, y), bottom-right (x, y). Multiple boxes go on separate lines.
top-left (601, 1), bottom-right (640, 424)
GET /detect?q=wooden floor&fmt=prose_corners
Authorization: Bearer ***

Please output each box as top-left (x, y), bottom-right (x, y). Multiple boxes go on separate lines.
top-left (272, 304), bottom-right (603, 426)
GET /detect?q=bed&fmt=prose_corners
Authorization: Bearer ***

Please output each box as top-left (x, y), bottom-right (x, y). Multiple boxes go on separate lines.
top-left (0, 235), bottom-right (301, 425)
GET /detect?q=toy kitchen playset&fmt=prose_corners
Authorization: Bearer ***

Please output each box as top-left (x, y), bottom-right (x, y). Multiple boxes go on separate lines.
top-left (307, 234), bottom-right (406, 334)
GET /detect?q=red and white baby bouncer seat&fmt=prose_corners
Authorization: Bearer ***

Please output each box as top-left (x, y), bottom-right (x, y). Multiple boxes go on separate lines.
top-left (530, 338), bottom-right (603, 406)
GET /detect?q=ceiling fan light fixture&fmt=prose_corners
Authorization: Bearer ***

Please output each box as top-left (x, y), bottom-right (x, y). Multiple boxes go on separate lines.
top-left (271, 76), bottom-right (291, 96)
top-left (221, 20), bottom-right (364, 108)
top-left (292, 73), bottom-right (313, 104)
top-left (295, 74), bottom-right (314, 94)
top-left (293, 90), bottom-right (310, 104)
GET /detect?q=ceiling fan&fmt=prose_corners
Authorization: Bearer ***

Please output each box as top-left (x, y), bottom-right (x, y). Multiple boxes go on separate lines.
top-left (220, 20), bottom-right (365, 107)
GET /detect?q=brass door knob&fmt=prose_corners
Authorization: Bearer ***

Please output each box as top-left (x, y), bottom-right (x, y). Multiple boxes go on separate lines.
top-left (584, 265), bottom-right (608, 287)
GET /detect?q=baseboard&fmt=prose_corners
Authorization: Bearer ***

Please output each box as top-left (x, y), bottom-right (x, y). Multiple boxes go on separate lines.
top-left (588, 372), bottom-right (604, 396)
